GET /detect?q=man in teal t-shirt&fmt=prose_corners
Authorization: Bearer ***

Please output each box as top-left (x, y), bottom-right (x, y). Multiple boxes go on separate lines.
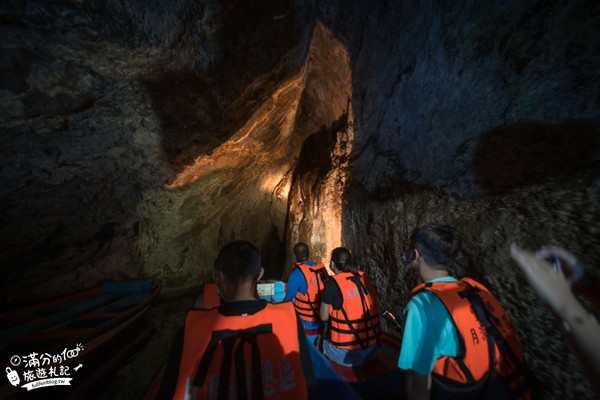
top-left (398, 223), bottom-right (465, 400)
top-left (397, 223), bottom-right (530, 400)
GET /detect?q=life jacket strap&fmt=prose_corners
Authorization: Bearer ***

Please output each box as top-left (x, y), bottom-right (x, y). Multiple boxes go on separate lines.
top-left (459, 284), bottom-right (533, 398)
top-left (458, 286), bottom-right (496, 386)
top-left (192, 324), bottom-right (273, 399)
top-left (294, 264), bottom-right (327, 320)
top-left (329, 312), bottom-right (380, 324)
top-left (219, 337), bottom-right (234, 399)
top-left (338, 273), bottom-right (381, 348)
top-left (234, 332), bottom-right (263, 400)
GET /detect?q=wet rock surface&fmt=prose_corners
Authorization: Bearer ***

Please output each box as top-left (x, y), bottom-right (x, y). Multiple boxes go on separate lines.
top-left (1, 0), bottom-right (600, 399)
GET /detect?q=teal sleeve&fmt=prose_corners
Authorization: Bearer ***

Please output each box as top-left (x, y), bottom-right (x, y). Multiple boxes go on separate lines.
top-left (397, 296), bottom-right (433, 375)
top-left (397, 292), bottom-right (460, 375)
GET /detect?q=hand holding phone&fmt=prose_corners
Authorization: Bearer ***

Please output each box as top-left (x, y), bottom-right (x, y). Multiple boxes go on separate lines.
top-left (537, 246), bottom-right (585, 286)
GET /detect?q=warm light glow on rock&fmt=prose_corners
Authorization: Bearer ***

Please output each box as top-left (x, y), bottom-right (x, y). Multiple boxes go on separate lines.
top-left (311, 126), bottom-right (354, 268)
top-left (165, 68), bottom-right (307, 190)
top-left (261, 170), bottom-right (292, 200)
top-left (283, 21), bottom-right (355, 273)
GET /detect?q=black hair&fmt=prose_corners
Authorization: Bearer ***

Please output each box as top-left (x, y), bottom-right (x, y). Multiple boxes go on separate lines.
top-left (410, 223), bottom-right (461, 269)
top-left (293, 242), bottom-right (309, 262)
top-left (214, 240), bottom-right (261, 285)
top-left (331, 247), bottom-right (357, 273)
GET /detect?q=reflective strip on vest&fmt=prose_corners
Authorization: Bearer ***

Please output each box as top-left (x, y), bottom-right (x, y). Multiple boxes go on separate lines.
top-left (328, 271), bottom-right (381, 350)
top-left (173, 302), bottom-right (307, 400)
top-left (200, 283), bottom-right (221, 309)
top-left (293, 262), bottom-right (328, 323)
top-left (411, 278), bottom-right (531, 399)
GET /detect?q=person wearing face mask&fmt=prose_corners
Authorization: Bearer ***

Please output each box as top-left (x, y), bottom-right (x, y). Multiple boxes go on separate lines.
top-left (398, 223), bottom-right (531, 400)
top-left (159, 240), bottom-right (318, 400)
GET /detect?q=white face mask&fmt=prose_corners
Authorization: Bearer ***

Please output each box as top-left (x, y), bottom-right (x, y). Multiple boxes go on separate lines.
top-left (213, 270), bottom-right (230, 303)
top-left (216, 282), bottom-right (232, 303)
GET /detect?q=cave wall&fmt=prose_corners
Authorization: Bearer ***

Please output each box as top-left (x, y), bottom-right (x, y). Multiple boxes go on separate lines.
top-left (316, 1), bottom-right (600, 399)
top-left (0, 0), bottom-right (317, 302)
top-left (2, 0), bottom-right (600, 397)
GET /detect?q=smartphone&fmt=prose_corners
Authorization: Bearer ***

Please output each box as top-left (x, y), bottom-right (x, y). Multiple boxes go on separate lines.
top-left (547, 255), bottom-right (562, 273)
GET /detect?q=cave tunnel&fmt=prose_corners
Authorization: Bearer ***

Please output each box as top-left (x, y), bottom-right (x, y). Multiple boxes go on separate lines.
top-left (1, 0), bottom-right (599, 399)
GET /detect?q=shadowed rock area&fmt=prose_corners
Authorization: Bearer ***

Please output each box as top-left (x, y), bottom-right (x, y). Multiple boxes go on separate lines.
top-left (1, 0), bottom-right (599, 399)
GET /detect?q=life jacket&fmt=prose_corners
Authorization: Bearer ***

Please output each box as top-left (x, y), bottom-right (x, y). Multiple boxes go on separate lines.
top-left (293, 261), bottom-right (328, 324)
top-left (327, 271), bottom-right (381, 350)
top-left (173, 301), bottom-right (308, 400)
top-left (200, 282), bottom-right (221, 309)
top-left (411, 278), bottom-right (531, 400)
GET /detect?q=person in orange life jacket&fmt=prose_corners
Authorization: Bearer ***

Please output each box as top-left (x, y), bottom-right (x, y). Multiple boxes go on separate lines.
top-left (158, 240), bottom-right (317, 400)
top-left (319, 247), bottom-right (381, 367)
top-left (399, 223), bottom-right (531, 400)
top-left (284, 242), bottom-right (329, 345)
top-left (510, 244), bottom-right (600, 392)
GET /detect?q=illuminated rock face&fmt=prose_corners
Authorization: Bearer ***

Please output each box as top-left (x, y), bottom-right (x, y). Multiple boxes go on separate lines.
top-left (1, 1), bottom-right (599, 398)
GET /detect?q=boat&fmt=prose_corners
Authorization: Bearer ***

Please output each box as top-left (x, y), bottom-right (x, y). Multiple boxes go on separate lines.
top-left (293, 306), bottom-right (405, 399)
top-left (0, 280), bottom-right (161, 399)
top-left (323, 332), bottom-right (405, 399)
top-left (143, 282), bottom-right (404, 399)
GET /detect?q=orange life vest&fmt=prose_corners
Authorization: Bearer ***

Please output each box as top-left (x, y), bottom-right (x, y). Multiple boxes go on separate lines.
top-left (327, 271), bottom-right (381, 350)
top-left (293, 262), bottom-right (328, 324)
top-left (411, 278), bottom-right (531, 400)
top-left (200, 282), bottom-right (221, 309)
top-left (173, 302), bottom-right (308, 400)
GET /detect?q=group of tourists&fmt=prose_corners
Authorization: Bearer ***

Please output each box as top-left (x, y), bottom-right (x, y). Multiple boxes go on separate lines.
top-left (158, 222), bottom-right (600, 399)
top-left (286, 243), bottom-right (381, 368)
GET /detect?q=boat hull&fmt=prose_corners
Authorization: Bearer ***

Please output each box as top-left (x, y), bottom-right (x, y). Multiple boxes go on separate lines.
top-left (0, 280), bottom-right (161, 399)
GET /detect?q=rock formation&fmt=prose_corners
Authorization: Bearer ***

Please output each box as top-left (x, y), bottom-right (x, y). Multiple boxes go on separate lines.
top-left (1, 0), bottom-right (599, 398)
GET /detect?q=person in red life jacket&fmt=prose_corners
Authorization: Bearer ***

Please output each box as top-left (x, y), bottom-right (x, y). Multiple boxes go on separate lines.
top-left (284, 242), bottom-right (329, 345)
top-left (319, 247), bottom-right (381, 366)
top-left (398, 223), bottom-right (531, 400)
top-left (158, 240), bottom-right (317, 400)
top-left (194, 282), bottom-right (221, 308)
top-left (510, 243), bottom-right (600, 392)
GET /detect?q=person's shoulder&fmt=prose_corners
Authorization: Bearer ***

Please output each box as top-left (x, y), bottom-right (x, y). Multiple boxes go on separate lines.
top-left (322, 278), bottom-right (340, 299)
top-left (323, 277), bottom-right (338, 288)
top-left (409, 289), bottom-right (443, 309)
top-left (407, 291), bottom-right (426, 306)
top-left (405, 293), bottom-right (449, 329)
